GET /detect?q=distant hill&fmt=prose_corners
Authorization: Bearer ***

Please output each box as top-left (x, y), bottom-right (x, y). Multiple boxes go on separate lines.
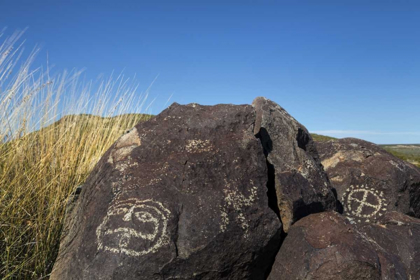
top-left (24, 113), bottom-right (153, 141)
top-left (48, 113), bottom-right (153, 131)
top-left (311, 133), bottom-right (337, 142)
top-left (1, 113), bottom-right (154, 167)
top-left (310, 133), bottom-right (420, 168)
top-left (380, 144), bottom-right (420, 168)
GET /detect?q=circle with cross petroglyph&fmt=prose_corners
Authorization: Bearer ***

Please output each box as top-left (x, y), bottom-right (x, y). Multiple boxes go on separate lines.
top-left (342, 185), bottom-right (387, 223)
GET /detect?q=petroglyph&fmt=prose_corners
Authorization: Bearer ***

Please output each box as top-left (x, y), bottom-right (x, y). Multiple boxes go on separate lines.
top-left (220, 179), bottom-right (258, 237)
top-left (390, 160), bottom-right (405, 172)
top-left (186, 139), bottom-right (213, 153)
top-left (342, 185), bottom-right (387, 223)
top-left (330, 176), bottom-right (344, 182)
top-left (96, 199), bottom-right (171, 257)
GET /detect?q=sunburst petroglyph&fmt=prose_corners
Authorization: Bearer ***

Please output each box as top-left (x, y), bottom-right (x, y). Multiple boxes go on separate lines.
top-left (96, 199), bottom-right (171, 257)
top-left (342, 185), bottom-right (387, 223)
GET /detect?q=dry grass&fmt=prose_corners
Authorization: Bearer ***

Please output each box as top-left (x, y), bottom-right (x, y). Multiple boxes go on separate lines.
top-left (0, 31), bottom-right (152, 279)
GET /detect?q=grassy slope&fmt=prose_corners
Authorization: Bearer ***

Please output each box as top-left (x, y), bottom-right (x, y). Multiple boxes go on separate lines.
top-left (0, 113), bottom-right (151, 279)
top-left (310, 133), bottom-right (337, 142)
top-left (0, 31), bottom-right (156, 279)
top-left (381, 145), bottom-right (420, 168)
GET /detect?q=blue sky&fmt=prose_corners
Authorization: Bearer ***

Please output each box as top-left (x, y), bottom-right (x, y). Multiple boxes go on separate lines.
top-left (1, 1), bottom-right (419, 144)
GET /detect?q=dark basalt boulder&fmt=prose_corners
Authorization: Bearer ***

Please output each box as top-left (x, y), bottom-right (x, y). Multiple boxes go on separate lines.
top-left (51, 102), bottom-right (282, 279)
top-left (252, 97), bottom-right (337, 232)
top-left (51, 98), bottom-right (341, 279)
top-left (358, 211), bottom-right (420, 279)
top-left (316, 138), bottom-right (420, 223)
top-left (268, 211), bottom-right (420, 280)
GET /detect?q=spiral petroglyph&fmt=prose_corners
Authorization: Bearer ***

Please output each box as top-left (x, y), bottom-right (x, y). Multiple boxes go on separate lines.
top-left (342, 185), bottom-right (387, 223)
top-left (96, 199), bottom-right (171, 257)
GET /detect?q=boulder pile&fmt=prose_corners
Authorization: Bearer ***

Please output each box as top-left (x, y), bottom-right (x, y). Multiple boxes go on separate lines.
top-left (51, 98), bottom-right (420, 279)
top-left (316, 138), bottom-right (420, 220)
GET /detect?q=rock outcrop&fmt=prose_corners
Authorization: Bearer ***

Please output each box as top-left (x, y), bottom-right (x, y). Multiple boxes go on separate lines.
top-left (51, 98), bottom-right (340, 279)
top-left (52, 97), bottom-right (420, 280)
top-left (52, 102), bottom-right (282, 279)
top-left (268, 211), bottom-right (420, 280)
top-left (316, 138), bottom-right (420, 223)
top-left (268, 212), bottom-right (384, 280)
top-left (252, 97), bottom-right (336, 232)
top-left (358, 211), bottom-right (420, 279)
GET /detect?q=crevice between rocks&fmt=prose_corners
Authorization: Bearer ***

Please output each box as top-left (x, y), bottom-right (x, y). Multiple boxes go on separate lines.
top-left (296, 128), bottom-right (309, 151)
top-left (173, 204), bottom-right (183, 259)
top-left (263, 230), bottom-right (287, 279)
top-left (255, 127), bottom-right (286, 279)
top-left (266, 161), bottom-right (281, 220)
top-left (255, 127), bottom-right (280, 221)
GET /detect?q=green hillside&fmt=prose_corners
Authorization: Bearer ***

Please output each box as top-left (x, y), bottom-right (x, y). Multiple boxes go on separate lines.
top-left (381, 145), bottom-right (420, 168)
top-left (311, 133), bottom-right (337, 142)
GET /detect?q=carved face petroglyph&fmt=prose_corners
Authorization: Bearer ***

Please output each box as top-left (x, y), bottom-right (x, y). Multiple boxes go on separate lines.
top-left (342, 185), bottom-right (387, 223)
top-left (96, 199), bottom-right (171, 257)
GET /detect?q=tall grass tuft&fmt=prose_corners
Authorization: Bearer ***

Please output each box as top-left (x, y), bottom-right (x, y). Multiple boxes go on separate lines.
top-left (0, 30), bottom-right (152, 279)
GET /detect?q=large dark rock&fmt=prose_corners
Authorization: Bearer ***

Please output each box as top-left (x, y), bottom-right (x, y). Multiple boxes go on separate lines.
top-left (268, 211), bottom-right (420, 280)
top-left (358, 211), bottom-right (420, 279)
top-left (316, 138), bottom-right (420, 223)
top-left (51, 102), bottom-right (282, 279)
top-left (252, 97), bottom-right (336, 232)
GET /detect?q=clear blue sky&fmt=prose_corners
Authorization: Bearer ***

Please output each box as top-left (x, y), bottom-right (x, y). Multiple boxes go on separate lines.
top-left (1, 1), bottom-right (419, 144)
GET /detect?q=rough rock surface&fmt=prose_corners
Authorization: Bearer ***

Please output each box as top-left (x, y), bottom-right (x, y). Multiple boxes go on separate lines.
top-left (51, 99), bottom-right (420, 279)
top-left (316, 138), bottom-right (420, 223)
top-left (358, 211), bottom-right (420, 279)
top-left (268, 212), bottom-right (384, 280)
top-left (51, 103), bottom-right (282, 279)
top-left (252, 97), bottom-right (336, 232)
top-left (268, 211), bottom-right (420, 280)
